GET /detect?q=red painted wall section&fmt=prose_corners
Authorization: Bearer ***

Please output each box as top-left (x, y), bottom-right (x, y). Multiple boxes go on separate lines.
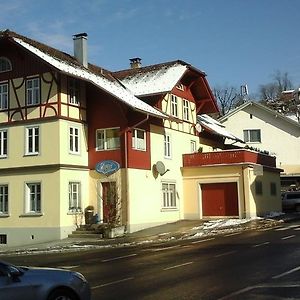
top-left (202, 183), bottom-right (238, 216)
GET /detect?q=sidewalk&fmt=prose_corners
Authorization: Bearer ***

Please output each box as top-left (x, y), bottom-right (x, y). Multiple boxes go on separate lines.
top-left (1, 213), bottom-right (299, 256)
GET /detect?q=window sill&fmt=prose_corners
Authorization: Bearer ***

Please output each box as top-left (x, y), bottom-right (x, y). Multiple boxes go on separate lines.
top-left (19, 213), bottom-right (44, 217)
top-left (161, 208), bottom-right (178, 212)
top-left (0, 213), bottom-right (9, 218)
top-left (24, 153), bottom-right (39, 157)
top-left (0, 155), bottom-right (7, 159)
top-left (67, 211), bottom-right (83, 215)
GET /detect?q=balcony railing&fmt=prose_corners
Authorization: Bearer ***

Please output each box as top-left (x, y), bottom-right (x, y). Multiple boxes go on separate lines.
top-left (183, 149), bottom-right (276, 168)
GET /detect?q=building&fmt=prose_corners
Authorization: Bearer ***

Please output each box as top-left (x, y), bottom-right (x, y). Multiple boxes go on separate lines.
top-left (219, 101), bottom-right (300, 190)
top-left (0, 30), bottom-right (282, 247)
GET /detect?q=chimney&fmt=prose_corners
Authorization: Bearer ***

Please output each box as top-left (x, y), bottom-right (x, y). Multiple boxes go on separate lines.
top-left (130, 57), bottom-right (142, 69)
top-left (73, 33), bottom-right (88, 68)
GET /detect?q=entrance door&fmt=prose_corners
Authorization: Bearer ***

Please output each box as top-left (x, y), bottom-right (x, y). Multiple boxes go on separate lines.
top-left (201, 182), bottom-right (238, 217)
top-left (102, 182), bottom-right (117, 224)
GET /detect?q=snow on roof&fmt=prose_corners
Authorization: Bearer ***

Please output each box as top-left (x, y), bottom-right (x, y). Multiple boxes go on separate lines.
top-left (13, 37), bottom-right (167, 119)
top-left (118, 63), bottom-right (187, 96)
top-left (197, 114), bottom-right (244, 142)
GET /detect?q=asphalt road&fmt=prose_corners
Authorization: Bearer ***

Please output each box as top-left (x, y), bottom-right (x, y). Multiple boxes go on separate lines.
top-left (2, 220), bottom-right (300, 299)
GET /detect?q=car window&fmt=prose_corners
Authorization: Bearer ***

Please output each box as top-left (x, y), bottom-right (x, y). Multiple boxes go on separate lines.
top-left (286, 193), bottom-right (300, 199)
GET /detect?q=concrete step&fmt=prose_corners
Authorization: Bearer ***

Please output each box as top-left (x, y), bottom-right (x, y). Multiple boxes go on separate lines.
top-left (68, 233), bottom-right (103, 238)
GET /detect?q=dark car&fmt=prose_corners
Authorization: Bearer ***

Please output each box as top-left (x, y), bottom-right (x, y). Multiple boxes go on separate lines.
top-left (282, 191), bottom-right (300, 212)
top-left (0, 261), bottom-right (91, 300)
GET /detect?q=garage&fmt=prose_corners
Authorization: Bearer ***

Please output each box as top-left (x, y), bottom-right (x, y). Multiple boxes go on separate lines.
top-left (201, 182), bottom-right (238, 217)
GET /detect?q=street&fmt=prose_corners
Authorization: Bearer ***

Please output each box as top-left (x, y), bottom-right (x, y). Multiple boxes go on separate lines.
top-left (2, 220), bottom-right (300, 299)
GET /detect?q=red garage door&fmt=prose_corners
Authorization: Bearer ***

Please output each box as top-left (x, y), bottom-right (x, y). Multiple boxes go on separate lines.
top-left (201, 182), bottom-right (238, 216)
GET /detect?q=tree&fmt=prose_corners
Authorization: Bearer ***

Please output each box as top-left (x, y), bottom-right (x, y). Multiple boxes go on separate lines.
top-left (213, 85), bottom-right (244, 116)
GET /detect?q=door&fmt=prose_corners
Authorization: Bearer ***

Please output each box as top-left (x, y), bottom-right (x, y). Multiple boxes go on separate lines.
top-left (102, 182), bottom-right (117, 224)
top-left (201, 182), bottom-right (238, 216)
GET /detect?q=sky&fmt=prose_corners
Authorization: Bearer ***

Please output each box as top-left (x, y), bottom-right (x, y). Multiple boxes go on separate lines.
top-left (1, 0), bottom-right (300, 97)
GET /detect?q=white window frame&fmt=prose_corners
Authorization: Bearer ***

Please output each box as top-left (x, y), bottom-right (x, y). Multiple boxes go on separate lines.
top-left (132, 128), bottom-right (146, 151)
top-left (96, 127), bottom-right (120, 151)
top-left (69, 78), bottom-right (80, 105)
top-left (69, 126), bottom-right (80, 154)
top-left (0, 82), bottom-right (8, 110)
top-left (26, 78), bottom-right (40, 106)
top-left (25, 182), bottom-right (41, 214)
top-left (0, 129), bottom-right (7, 158)
top-left (164, 134), bottom-right (172, 158)
top-left (171, 95), bottom-right (178, 117)
top-left (243, 129), bottom-right (261, 143)
top-left (68, 182), bottom-right (81, 212)
top-left (162, 182), bottom-right (177, 209)
top-left (183, 99), bottom-right (189, 121)
top-left (190, 140), bottom-right (197, 153)
top-left (25, 126), bottom-right (39, 155)
top-left (176, 83), bottom-right (184, 91)
top-left (0, 184), bottom-right (8, 214)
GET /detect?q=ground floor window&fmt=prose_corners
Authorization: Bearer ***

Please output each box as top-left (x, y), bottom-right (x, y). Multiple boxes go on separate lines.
top-left (26, 183), bottom-right (41, 213)
top-left (69, 182), bottom-right (81, 212)
top-left (0, 185), bottom-right (8, 214)
top-left (162, 182), bottom-right (177, 209)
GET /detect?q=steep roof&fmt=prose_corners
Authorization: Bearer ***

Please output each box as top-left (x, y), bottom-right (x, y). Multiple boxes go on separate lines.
top-left (219, 101), bottom-right (300, 128)
top-left (0, 30), bottom-right (166, 119)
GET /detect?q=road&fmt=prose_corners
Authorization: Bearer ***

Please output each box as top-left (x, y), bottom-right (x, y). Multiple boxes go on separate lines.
top-left (2, 220), bottom-right (300, 299)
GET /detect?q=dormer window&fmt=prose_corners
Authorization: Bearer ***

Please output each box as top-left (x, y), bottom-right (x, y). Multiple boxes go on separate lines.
top-left (0, 57), bottom-right (12, 73)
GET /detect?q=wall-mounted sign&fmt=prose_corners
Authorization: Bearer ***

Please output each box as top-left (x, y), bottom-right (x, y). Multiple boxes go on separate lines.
top-left (95, 160), bottom-right (120, 176)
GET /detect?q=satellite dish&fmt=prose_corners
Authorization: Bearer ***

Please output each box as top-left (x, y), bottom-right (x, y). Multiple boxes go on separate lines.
top-left (195, 123), bottom-right (202, 133)
top-left (155, 161), bottom-right (166, 175)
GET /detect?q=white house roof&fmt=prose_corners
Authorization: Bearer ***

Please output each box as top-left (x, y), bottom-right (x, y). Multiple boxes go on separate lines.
top-left (197, 114), bottom-right (243, 142)
top-left (115, 62), bottom-right (188, 96)
top-left (12, 37), bottom-right (167, 119)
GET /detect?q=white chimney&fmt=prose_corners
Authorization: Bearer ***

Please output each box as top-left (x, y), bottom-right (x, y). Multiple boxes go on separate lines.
top-left (130, 57), bottom-right (142, 69)
top-left (73, 33), bottom-right (88, 68)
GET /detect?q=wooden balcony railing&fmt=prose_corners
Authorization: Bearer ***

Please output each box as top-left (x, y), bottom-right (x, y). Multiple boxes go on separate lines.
top-left (183, 149), bottom-right (276, 168)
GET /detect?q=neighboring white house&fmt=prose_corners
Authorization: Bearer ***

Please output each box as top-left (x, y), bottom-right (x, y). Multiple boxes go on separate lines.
top-left (219, 101), bottom-right (300, 190)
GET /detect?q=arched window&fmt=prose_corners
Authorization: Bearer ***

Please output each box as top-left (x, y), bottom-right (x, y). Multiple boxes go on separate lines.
top-left (0, 57), bottom-right (12, 73)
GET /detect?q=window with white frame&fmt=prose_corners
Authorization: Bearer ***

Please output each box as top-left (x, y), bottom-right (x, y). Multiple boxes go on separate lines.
top-left (69, 78), bottom-right (80, 105)
top-left (0, 130), bottom-right (7, 157)
top-left (190, 140), bottom-right (197, 153)
top-left (69, 126), bottom-right (80, 154)
top-left (0, 83), bottom-right (8, 110)
top-left (243, 129), bottom-right (261, 143)
top-left (96, 128), bottom-right (120, 151)
top-left (0, 185), bottom-right (8, 214)
top-left (176, 83), bottom-right (184, 91)
top-left (25, 126), bottom-right (39, 155)
top-left (132, 129), bottom-right (146, 151)
top-left (0, 57), bottom-right (12, 73)
top-left (164, 134), bottom-right (172, 158)
top-left (162, 182), bottom-right (177, 209)
top-left (69, 182), bottom-right (81, 212)
top-left (183, 99), bottom-right (189, 121)
top-left (26, 183), bottom-right (41, 213)
top-left (26, 78), bottom-right (40, 105)
top-left (171, 95), bottom-right (178, 117)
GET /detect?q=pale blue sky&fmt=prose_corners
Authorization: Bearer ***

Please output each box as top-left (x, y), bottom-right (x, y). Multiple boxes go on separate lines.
top-left (2, 0), bottom-right (300, 97)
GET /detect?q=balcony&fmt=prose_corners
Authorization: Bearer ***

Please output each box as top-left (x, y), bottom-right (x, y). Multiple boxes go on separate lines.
top-left (183, 149), bottom-right (276, 168)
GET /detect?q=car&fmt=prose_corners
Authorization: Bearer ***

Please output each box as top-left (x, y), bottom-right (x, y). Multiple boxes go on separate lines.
top-left (0, 260), bottom-right (91, 300)
top-left (282, 191), bottom-right (300, 212)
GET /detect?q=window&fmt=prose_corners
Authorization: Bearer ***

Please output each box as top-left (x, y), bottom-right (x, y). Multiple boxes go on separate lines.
top-left (69, 78), bottom-right (80, 105)
top-left (0, 185), bottom-right (8, 214)
top-left (26, 78), bottom-right (40, 105)
top-left (162, 182), bottom-right (177, 209)
top-left (69, 182), bottom-right (81, 212)
top-left (243, 129), bottom-right (261, 143)
top-left (25, 126), bottom-right (39, 155)
top-left (0, 234), bottom-right (7, 244)
top-left (270, 182), bottom-right (277, 196)
top-left (96, 128), bottom-right (120, 151)
top-left (0, 83), bottom-right (8, 110)
top-left (171, 95), bottom-right (178, 117)
top-left (132, 129), bottom-right (146, 151)
top-left (183, 99), bottom-right (189, 121)
top-left (0, 57), bottom-right (12, 73)
top-left (164, 134), bottom-right (172, 158)
top-left (255, 180), bottom-right (263, 195)
top-left (69, 127), bottom-right (80, 154)
top-left (176, 84), bottom-right (184, 91)
top-left (26, 183), bottom-right (41, 213)
top-left (190, 140), bottom-right (197, 153)
top-left (0, 130), bottom-right (7, 157)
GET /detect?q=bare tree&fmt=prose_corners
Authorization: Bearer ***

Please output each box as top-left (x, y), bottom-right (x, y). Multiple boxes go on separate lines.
top-left (213, 85), bottom-right (243, 116)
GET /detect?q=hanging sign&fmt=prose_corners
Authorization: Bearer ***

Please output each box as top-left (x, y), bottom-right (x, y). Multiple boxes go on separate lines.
top-left (95, 160), bottom-right (120, 176)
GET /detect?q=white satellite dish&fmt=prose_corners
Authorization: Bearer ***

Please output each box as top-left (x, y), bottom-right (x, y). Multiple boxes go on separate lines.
top-left (195, 123), bottom-right (202, 133)
top-left (155, 161), bottom-right (166, 175)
